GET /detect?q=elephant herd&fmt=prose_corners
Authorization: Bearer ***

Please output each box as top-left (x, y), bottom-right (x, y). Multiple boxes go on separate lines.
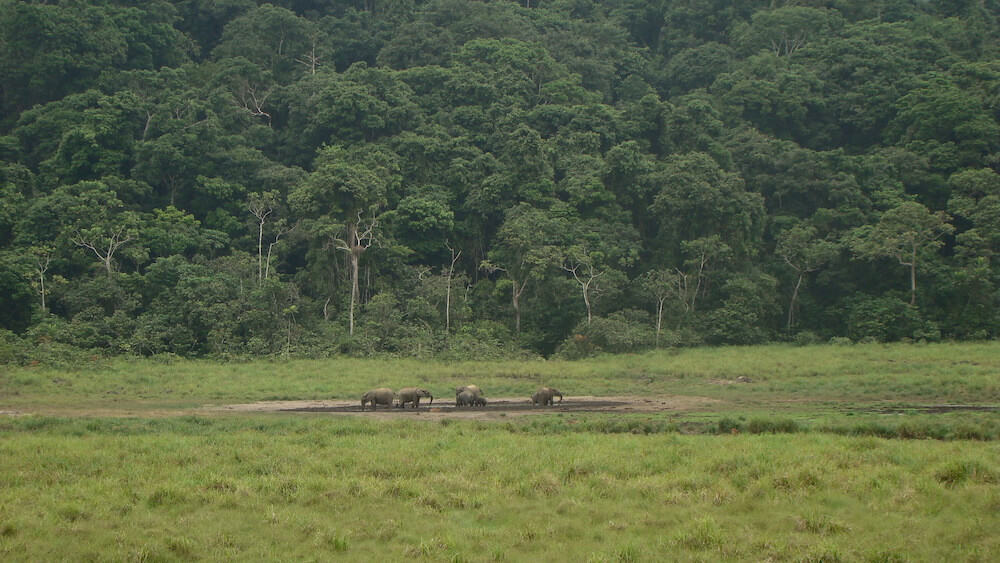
top-left (359, 385), bottom-right (564, 410)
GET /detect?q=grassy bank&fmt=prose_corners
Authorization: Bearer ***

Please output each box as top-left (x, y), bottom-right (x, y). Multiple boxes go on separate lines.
top-left (3, 341), bottom-right (999, 408)
top-left (0, 416), bottom-right (998, 561)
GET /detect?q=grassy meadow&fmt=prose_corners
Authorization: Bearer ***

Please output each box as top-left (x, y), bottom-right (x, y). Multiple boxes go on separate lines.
top-left (1, 342), bottom-right (999, 561)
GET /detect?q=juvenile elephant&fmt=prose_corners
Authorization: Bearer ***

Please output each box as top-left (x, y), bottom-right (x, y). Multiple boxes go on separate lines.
top-left (396, 387), bottom-right (433, 408)
top-left (361, 388), bottom-right (395, 410)
top-left (531, 387), bottom-right (563, 406)
top-left (473, 396), bottom-right (488, 407)
top-left (456, 389), bottom-right (477, 407)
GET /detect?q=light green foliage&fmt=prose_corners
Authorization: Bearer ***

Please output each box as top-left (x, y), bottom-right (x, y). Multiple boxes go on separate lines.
top-left (0, 418), bottom-right (997, 561)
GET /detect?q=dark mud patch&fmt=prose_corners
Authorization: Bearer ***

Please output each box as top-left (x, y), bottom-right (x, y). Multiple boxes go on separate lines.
top-left (282, 398), bottom-right (630, 414)
top-left (209, 395), bottom-right (723, 420)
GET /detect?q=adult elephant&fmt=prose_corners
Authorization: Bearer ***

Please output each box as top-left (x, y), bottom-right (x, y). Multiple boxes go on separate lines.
top-left (531, 387), bottom-right (563, 406)
top-left (455, 384), bottom-right (483, 399)
top-left (361, 388), bottom-right (395, 410)
top-left (397, 387), bottom-right (433, 408)
top-left (456, 389), bottom-right (476, 407)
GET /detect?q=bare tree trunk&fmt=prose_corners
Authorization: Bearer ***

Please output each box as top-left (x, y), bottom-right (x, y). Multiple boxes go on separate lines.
top-left (349, 225), bottom-right (360, 337)
top-left (72, 226), bottom-right (133, 280)
top-left (257, 219), bottom-right (265, 283)
top-left (336, 214), bottom-right (377, 337)
top-left (39, 269), bottom-right (46, 312)
top-left (655, 296), bottom-right (665, 347)
top-left (787, 272), bottom-right (804, 333)
top-left (36, 257), bottom-right (50, 313)
top-left (445, 243), bottom-right (461, 333)
top-left (512, 279), bottom-right (527, 334)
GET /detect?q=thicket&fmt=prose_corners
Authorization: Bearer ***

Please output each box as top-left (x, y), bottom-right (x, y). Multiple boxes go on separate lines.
top-left (1, 0), bottom-right (998, 360)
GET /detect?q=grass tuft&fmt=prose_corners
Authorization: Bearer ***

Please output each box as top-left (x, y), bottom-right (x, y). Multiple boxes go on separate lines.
top-left (934, 460), bottom-right (998, 487)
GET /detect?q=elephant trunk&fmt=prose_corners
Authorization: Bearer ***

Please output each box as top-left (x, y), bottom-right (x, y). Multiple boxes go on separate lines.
top-left (428, 394), bottom-right (433, 404)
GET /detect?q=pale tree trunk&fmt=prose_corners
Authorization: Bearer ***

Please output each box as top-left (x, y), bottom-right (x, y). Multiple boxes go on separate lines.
top-left (248, 198), bottom-right (273, 285)
top-left (72, 226), bottom-right (133, 279)
top-left (563, 262), bottom-right (604, 326)
top-left (512, 278), bottom-right (527, 334)
top-left (264, 223), bottom-right (293, 281)
top-left (445, 243), bottom-right (461, 333)
top-left (336, 214), bottom-right (377, 337)
top-left (349, 225), bottom-right (361, 337)
top-left (787, 272), bottom-right (804, 333)
top-left (655, 296), bottom-right (665, 347)
top-left (35, 254), bottom-right (51, 313)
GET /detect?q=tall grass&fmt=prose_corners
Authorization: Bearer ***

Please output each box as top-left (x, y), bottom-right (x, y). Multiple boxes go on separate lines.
top-left (0, 416), bottom-right (997, 561)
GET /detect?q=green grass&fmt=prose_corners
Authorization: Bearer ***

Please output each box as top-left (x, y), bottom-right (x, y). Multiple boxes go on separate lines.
top-left (3, 341), bottom-right (999, 409)
top-left (0, 416), bottom-right (997, 561)
top-left (1, 342), bottom-right (999, 560)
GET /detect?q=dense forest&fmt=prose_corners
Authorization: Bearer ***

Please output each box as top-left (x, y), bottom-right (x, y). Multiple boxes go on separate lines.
top-left (0, 0), bottom-right (998, 361)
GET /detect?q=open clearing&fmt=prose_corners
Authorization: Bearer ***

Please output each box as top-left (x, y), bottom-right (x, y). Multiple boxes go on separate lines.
top-left (209, 394), bottom-right (723, 419)
top-left (2, 343), bottom-right (999, 560)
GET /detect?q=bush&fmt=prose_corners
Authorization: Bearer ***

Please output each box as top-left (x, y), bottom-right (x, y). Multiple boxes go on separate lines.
top-left (794, 330), bottom-right (821, 346)
top-left (846, 295), bottom-right (940, 342)
top-left (553, 311), bottom-right (656, 359)
top-left (0, 329), bottom-right (23, 364)
top-left (746, 418), bottom-right (801, 434)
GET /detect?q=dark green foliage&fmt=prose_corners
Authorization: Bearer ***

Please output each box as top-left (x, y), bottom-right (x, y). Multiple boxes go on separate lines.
top-left (1, 1), bottom-right (998, 360)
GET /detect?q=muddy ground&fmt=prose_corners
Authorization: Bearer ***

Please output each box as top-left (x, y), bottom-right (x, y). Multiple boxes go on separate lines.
top-left (206, 395), bottom-right (724, 420)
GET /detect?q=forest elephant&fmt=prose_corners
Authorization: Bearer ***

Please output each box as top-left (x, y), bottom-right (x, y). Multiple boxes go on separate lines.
top-left (531, 387), bottom-right (563, 406)
top-left (361, 388), bottom-right (395, 410)
top-left (456, 389), bottom-right (477, 407)
top-left (455, 384), bottom-right (483, 399)
top-left (396, 387), bottom-right (433, 408)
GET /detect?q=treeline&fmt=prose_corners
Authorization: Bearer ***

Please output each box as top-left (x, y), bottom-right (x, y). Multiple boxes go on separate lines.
top-left (0, 0), bottom-right (998, 361)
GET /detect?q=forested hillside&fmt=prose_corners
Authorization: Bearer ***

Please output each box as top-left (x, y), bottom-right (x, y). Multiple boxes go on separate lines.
top-left (1, 0), bottom-right (998, 361)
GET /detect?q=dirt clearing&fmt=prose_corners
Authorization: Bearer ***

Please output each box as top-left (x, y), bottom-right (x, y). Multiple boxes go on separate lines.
top-left (205, 395), bottom-right (723, 420)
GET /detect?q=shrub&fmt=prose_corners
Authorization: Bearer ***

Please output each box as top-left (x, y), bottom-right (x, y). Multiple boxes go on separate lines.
top-left (554, 311), bottom-right (656, 359)
top-left (746, 418), bottom-right (801, 434)
top-left (794, 330), bottom-right (821, 346)
top-left (846, 295), bottom-right (940, 342)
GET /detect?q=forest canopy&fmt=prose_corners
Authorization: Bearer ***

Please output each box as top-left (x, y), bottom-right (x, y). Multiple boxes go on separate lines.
top-left (1, 0), bottom-right (998, 361)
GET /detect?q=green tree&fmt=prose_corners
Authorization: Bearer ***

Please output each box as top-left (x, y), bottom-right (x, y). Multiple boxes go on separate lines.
top-left (775, 223), bottom-right (840, 332)
top-left (289, 144), bottom-right (401, 336)
top-left (849, 201), bottom-right (954, 305)
top-left (483, 203), bottom-right (567, 334)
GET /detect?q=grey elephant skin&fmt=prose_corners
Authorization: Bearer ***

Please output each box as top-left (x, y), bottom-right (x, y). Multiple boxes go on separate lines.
top-left (531, 387), bottom-right (563, 406)
top-left (456, 389), bottom-right (475, 407)
top-left (455, 384), bottom-right (482, 398)
top-left (361, 388), bottom-right (395, 410)
top-left (396, 387), bottom-right (433, 408)
top-left (457, 389), bottom-right (488, 407)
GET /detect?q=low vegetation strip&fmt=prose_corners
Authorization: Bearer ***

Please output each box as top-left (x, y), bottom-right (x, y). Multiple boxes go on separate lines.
top-left (0, 416), bottom-right (997, 561)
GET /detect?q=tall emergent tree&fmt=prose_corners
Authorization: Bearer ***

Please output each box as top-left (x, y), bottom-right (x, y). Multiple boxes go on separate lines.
top-left (850, 202), bottom-right (954, 305)
top-left (289, 144), bottom-right (401, 336)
